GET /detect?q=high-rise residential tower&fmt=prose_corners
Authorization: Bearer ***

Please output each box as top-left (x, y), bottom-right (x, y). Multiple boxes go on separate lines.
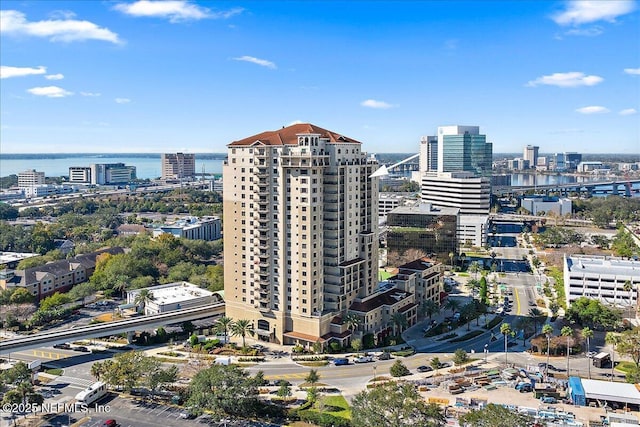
top-left (523, 145), bottom-right (539, 169)
top-left (223, 123), bottom-right (381, 346)
top-left (161, 153), bottom-right (196, 180)
top-left (436, 125), bottom-right (492, 176)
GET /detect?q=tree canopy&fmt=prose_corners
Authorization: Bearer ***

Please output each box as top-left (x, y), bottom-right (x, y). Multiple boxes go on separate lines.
top-left (459, 403), bottom-right (535, 427)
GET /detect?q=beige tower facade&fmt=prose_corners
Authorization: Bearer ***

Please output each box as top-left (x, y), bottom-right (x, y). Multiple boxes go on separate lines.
top-left (161, 153), bottom-right (196, 180)
top-left (223, 123), bottom-right (380, 346)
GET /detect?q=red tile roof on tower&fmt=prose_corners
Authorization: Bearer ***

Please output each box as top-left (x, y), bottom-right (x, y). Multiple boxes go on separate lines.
top-left (228, 123), bottom-right (362, 146)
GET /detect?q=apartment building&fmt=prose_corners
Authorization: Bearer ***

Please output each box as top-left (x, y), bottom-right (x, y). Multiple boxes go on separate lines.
top-left (389, 257), bottom-right (444, 309)
top-left (223, 123), bottom-right (380, 346)
top-left (0, 247), bottom-right (124, 300)
top-left (564, 255), bottom-right (639, 311)
top-left (161, 153), bottom-right (196, 181)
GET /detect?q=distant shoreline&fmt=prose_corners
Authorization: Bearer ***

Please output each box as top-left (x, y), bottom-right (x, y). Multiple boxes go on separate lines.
top-left (1, 153), bottom-right (228, 160)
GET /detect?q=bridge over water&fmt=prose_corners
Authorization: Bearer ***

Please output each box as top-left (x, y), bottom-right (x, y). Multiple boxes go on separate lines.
top-left (0, 303), bottom-right (225, 354)
top-left (493, 179), bottom-right (640, 197)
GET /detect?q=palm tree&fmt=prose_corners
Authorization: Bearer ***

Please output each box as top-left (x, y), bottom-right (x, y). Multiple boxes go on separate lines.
top-left (528, 307), bottom-right (544, 335)
top-left (133, 289), bottom-right (154, 314)
top-left (561, 326), bottom-right (574, 375)
top-left (469, 261), bottom-right (481, 281)
top-left (430, 356), bottom-right (441, 375)
top-left (542, 324), bottom-right (554, 380)
top-left (215, 316), bottom-right (233, 345)
top-left (230, 319), bottom-right (255, 349)
top-left (390, 312), bottom-right (408, 336)
top-left (515, 317), bottom-right (533, 347)
top-left (422, 300), bottom-right (440, 321)
top-left (461, 303), bottom-right (476, 331)
top-left (623, 280), bottom-right (633, 315)
top-left (605, 332), bottom-right (621, 382)
top-left (582, 326), bottom-right (594, 379)
top-left (343, 313), bottom-right (362, 334)
top-left (305, 369), bottom-right (320, 387)
top-left (500, 323), bottom-right (512, 365)
top-left (445, 299), bottom-right (461, 317)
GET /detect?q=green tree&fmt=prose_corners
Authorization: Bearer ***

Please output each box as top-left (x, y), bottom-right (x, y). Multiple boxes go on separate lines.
top-left (430, 357), bottom-right (441, 374)
top-left (9, 288), bottom-right (35, 304)
top-left (389, 360), bottom-right (410, 377)
top-left (230, 319), bottom-right (255, 349)
top-left (542, 324), bottom-right (554, 379)
top-left (305, 369), bottom-right (320, 387)
top-left (351, 338), bottom-right (363, 354)
top-left (67, 281), bottom-right (95, 305)
top-left (351, 381), bottom-right (445, 427)
top-left (306, 386), bottom-right (319, 405)
top-left (561, 326), bottom-right (574, 374)
top-left (528, 307), bottom-right (544, 335)
top-left (133, 289), bottom-right (154, 313)
top-left (186, 365), bottom-right (260, 417)
top-left (468, 261), bottom-right (481, 280)
top-left (459, 403), bottom-right (534, 427)
top-left (606, 332), bottom-right (622, 382)
top-left (616, 328), bottom-right (640, 368)
top-left (479, 277), bottom-right (488, 305)
top-left (39, 292), bottom-right (72, 311)
top-left (582, 326), bottom-right (594, 379)
top-left (277, 382), bottom-right (292, 400)
top-left (500, 323), bottom-right (512, 365)
top-left (343, 313), bottom-right (362, 333)
top-left (421, 300), bottom-right (440, 321)
top-left (390, 312), bottom-right (408, 336)
top-left (215, 316), bottom-right (233, 344)
top-left (445, 299), bottom-right (460, 316)
top-left (453, 349), bottom-right (469, 366)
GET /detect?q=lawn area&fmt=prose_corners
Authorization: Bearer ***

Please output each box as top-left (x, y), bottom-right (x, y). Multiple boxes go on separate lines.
top-left (615, 361), bottom-right (636, 373)
top-left (546, 266), bottom-right (566, 308)
top-left (317, 395), bottom-right (351, 420)
top-left (45, 368), bottom-right (63, 375)
top-left (379, 269), bottom-right (393, 280)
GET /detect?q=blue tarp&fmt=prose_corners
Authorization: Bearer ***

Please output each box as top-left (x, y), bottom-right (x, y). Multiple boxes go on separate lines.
top-left (568, 376), bottom-right (585, 406)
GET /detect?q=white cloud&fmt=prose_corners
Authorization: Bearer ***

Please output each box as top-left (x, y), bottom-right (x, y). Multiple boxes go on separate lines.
top-left (0, 10), bottom-right (121, 44)
top-left (45, 73), bottom-right (64, 80)
top-left (619, 108), bottom-right (637, 115)
top-left (0, 65), bottom-right (46, 79)
top-left (27, 86), bottom-right (73, 98)
top-left (232, 56), bottom-right (276, 69)
top-left (80, 92), bottom-right (101, 97)
top-left (115, 98), bottom-right (131, 104)
top-left (361, 99), bottom-right (396, 109)
top-left (576, 105), bottom-right (610, 114)
top-left (624, 68), bottom-right (640, 75)
top-left (564, 25), bottom-right (604, 36)
top-left (114, 1), bottom-right (242, 23)
top-left (526, 72), bottom-right (603, 87)
top-left (552, 1), bottom-right (637, 26)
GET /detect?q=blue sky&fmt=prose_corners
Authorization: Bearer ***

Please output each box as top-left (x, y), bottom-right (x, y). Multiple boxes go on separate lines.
top-left (1, 1), bottom-right (639, 154)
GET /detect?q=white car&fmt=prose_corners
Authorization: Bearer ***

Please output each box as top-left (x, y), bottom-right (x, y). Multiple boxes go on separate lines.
top-left (354, 356), bottom-right (374, 363)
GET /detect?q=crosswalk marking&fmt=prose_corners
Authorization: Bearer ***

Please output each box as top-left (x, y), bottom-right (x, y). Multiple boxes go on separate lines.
top-left (53, 375), bottom-right (95, 388)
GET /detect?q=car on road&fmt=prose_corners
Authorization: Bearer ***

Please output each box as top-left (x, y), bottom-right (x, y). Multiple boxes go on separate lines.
top-left (75, 346), bottom-right (90, 352)
top-left (538, 363), bottom-right (557, 371)
top-left (378, 352), bottom-right (391, 360)
top-left (586, 351), bottom-right (597, 358)
top-left (438, 362), bottom-right (451, 369)
top-left (354, 356), bottom-right (373, 363)
top-left (333, 358), bottom-right (349, 366)
top-left (417, 365), bottom-right (433, 373)
top-left (53, 343), bottom-right (71, 350)
top-left (102, 420), bottom-right (117, 427)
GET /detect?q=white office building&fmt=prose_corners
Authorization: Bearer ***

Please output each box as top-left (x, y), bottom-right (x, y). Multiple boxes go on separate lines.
top-left (18, 169), bottom-right (45, 188)
top-left (127, 282), bottom-right (217, 315)
top-left (522, 196), bottom-right (572, 216)
top-left (153, 216), bottom-right (221, 241)
top-left (523, 145), bottom-right (539, 169)
top-left (564, 255), bottom-right (640, 311)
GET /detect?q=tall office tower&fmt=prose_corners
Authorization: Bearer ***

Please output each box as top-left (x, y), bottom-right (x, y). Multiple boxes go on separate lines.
top-left (223, 123), bottom-right (380, 346)
top-left (161, 153), bottom-right (196, 180)
top-left (419, 136), bottom-right (438, 175)
top-left (523, 145), bottom-right (539, 169)
top-left (553, 153), bottom-right (566, 172)
top-left (436, 125), bottom-right (492, 177)
top-left (17, 169), bottom-right (45, 188)
top-left (564, 152), bottom-right (582, 171)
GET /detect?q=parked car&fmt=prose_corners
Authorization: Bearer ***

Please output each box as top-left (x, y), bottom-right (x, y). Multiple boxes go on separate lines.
top-left (333, 358), bottom-right (349, 366)
top-left (515, 382), bottom-right (533, 392)
top-left (378, 352), bottom-right (391, 360)
top-left (540, 396), bottom-right (557, 404)
top-left (417, 365), bottom-right (433, 373)
top-left (586, 351), bottom-right (597, 358)
top-left (102, 420), bottom-right (117, 427)
top-left (354, 356), bottom-right (373, 364)
top-left (75, 346), bottom-right (90, 353)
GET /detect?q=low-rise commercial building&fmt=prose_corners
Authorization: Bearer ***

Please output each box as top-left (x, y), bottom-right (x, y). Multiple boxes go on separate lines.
top-left (23, 184), bottom-right (78, 199)
top-left (127, 282), bottom-right (217, 315)
top-left (68, 163), bottom-right (136, 185)
top-left (153, 216), bottom-right (221, 241)
top-left (564, 255), bottom-right (639, 310)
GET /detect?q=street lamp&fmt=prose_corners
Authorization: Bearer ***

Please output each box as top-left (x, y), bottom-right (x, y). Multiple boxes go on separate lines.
top-left (373, 365), bottom-right (377, 382)
top-left (484, 344), bottom-right (489, 363)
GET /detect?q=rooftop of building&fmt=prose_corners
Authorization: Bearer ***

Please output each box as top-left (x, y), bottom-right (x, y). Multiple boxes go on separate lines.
top-left (397, 256), bottom-right (441, 272)
top-left (349, 287), bottom-right (414, 313)
top-left (157, 216), bottom-right (220, 229)
top-left (128, 281), bottom-right (214, 305)
top-left (388, 203), bottom-right (459, 216)
top-left (228, 123), bottom-right (361, 147)
top-left (565, 255), bottom-right (640, 276)
top-left (0, 252), bottom-right (39, 265)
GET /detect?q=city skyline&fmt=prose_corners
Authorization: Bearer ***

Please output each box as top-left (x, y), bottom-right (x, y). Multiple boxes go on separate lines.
top-left (1, 0), bottom-right (639, 154)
